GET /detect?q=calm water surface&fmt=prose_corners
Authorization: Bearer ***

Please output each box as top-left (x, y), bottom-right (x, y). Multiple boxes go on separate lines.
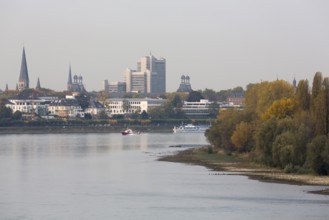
top-left (0, 133), bottom-right (328, 220)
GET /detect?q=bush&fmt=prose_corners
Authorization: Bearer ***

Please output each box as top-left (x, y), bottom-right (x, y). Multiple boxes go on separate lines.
top-left (207, 146), bottom-right (213, 154)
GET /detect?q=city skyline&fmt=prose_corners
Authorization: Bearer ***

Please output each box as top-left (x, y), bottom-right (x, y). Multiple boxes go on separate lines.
top-left (1, 0), bottom-right (329, 92)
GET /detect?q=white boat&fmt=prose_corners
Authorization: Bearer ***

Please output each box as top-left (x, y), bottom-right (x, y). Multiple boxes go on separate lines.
top-left (121, 129), bottom-right (139, 135)
top-left (173, 124), bottom-right (209, 133)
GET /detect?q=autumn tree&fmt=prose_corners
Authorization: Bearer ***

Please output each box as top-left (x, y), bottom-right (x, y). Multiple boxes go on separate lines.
top-left (245, 80), bottom-right (294, 117)
top-left (295, 79), bottom-right (310, 111)
top-left (231, 121), bottom-right (255, 152)
top-left (261, 98), bottom-right (297, 121)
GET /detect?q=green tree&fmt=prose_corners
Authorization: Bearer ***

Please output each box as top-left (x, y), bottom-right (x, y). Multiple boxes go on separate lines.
top-left (0, 106), bottom-right (12, 119)
top-left (75, 94), bottom-right (90, 110)
top-left (97, 110), bottom-right (109, 119)
top-left (253, 117), bottom-right (277, 165)
top-left (141, 110), bottom-right (149, 119)
top-left (272, 131), bottom-right (296, 168)
top-left (202, 88), bottom-right (218, 102)
top-left (311, 71), bottom-right (323, 102)
top-left (12, 111), bottom-right (23, 120)
top-left (295, 79), bottom-right (310, 111)
top-left (172, 94), bottom-right (183, 108)
top-left (187, 91), bottom-right (204, 102)
top-left (306, 135), bottom-right (328, 175)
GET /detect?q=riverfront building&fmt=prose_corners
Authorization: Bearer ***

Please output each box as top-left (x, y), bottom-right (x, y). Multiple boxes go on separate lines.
top-left (104, 98), bottom-right (165, 115)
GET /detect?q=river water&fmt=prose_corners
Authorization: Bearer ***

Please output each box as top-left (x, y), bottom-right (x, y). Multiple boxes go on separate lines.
top-left (0, 133), bottom-right (328, 220)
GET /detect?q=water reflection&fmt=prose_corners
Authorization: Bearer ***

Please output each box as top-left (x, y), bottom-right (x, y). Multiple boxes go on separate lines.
top-left (0, 133), bottom-right (328, 220)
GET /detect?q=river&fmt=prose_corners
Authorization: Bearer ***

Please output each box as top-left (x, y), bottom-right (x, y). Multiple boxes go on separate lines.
top-left (0, 133), bottom-right (328, 220)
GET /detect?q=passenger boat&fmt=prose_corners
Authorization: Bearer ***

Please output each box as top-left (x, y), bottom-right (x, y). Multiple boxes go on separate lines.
top-left (121, 129), bottom-right (139, 135)
top-left (173, 124), bottom-right (209, 133)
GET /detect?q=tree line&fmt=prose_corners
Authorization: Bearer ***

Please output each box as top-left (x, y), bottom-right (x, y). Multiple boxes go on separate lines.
top-left (206, 72), bottom-right (329, 175)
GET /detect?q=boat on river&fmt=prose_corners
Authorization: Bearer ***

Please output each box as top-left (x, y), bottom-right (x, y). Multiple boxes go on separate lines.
top-left (121, 129), bottom-right (139, 135)
top-left (173, 124), bottom-right (209, 133)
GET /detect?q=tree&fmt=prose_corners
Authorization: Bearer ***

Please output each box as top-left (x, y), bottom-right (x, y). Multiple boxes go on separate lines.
top-left (141, 110), bottom-right (149, 119)
top-left (245, 80), bottom-right (294, 117)
top-left (206, 109), bottom-right (251, 151)
top-left (253, 117), bottom-right (277, 165)
top-left (262, 98), bottom-right (297, 121)
top-left (75, 94), bottom-right (90, 110)
top-left (202, 88), bottom-right (218, 102)
top-left (311, 72), bottom-right (323, 102)
top-left (272, 131), bottom-right (296, 168)
top-left (0, 106), bottom-right (12, 119)
top-left (84, 113), bottom-right (92, 119)
top-left (12, 111), bottom-right (23, 120)
top-left (231, 121), bottom-right (254, 152)
top-left (172, 95), bottom-right (183, 108)
top-left (97, 110), bottom-right (109, 119)
top-left (295, 79), bottom-right (310, 111)
top-left (306, 135), bottom-right (328, 175)
top-left (187, 91), bottom-right (204, 102)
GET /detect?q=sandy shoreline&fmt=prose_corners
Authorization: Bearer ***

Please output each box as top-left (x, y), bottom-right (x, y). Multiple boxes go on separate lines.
top-left (158, 147), bottom-right (329, 195)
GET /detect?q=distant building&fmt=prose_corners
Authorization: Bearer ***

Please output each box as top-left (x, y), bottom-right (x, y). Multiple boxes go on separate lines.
top-left (18, 47), bottom-right (29, 91)
top-left (182, 99), bottom-right (213, 117)
top-left (48, 98), bottom-right (84, 118)
top-left (84, 99), bottom-right (105, 116)
top-left (105, 98), bottom-right (165, 115)
top-left (125, 55), bottom-right (166, 96)
top-left (67, 66), bottom-right (86, 92)
top-left (176, 75), bottom-right (193, 92)
top-left (227, 93), bottom-right (245, 106)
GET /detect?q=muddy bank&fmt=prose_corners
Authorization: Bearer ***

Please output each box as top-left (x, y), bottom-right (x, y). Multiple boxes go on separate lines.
top-left (159, 147), bottom-right (329, 195)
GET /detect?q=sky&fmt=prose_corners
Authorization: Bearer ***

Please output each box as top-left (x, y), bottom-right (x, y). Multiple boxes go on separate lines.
top-left (1, 0), bottom-right (329, 92)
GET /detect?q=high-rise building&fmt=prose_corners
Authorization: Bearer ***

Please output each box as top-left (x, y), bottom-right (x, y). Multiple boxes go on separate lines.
top-left (18, 47), bottom-right (29, 91)
top-left (125, 55), bottom-right (166, 96)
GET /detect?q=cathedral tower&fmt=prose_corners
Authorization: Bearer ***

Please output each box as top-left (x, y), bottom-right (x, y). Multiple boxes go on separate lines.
top-left (18, 47), bottom-right (29, 91)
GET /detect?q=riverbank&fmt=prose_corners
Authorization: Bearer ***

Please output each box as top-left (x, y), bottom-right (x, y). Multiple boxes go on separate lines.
top-left (159, 147), bottom-right (329, 195)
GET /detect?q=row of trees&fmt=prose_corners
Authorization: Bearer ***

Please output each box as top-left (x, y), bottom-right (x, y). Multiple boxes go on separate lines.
top-left (206, 72), bottom-right (329, 175)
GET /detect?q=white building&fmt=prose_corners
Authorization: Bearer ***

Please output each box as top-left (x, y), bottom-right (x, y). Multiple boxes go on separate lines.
top-left (6, 98), bottom-right (48, 114)
top-left (125, 55), bottom-right (166, 95)
top-left (48, 99), bottom-right (84, 118)
top-left (182, 99), bottom-right (213, 117)
top-left (105, 98), bottom-right (166, 115)
top-left (84, 100), bottom-right (105, 116)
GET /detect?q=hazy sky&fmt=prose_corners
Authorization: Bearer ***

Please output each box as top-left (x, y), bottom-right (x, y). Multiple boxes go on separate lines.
top-left (1, 0), bottom-right (329, 92)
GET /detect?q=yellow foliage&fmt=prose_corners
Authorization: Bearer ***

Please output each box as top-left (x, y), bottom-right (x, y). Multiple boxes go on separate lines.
top-left (262, 98), bottom-right (297, 121)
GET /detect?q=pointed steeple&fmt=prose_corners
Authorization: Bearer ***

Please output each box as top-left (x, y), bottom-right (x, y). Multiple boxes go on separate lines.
top-left (5, 83), bottom-right (8, 91)
top-left (18, 47), bottom-right (29, 90)
top-left (36, 77), bottom-right (41, 89)
top-left (67, 65), bottom-right (73, 91)
top-left (68, 65), bottom-right (72, 84)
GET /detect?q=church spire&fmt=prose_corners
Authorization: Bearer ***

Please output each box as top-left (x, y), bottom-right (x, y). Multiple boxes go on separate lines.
top-left (36, 77), bottom-right (41, 89)
top-left (67, 65), bottom-right (73, 91)
top-left (18, 47), bottom-right (29, 90)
